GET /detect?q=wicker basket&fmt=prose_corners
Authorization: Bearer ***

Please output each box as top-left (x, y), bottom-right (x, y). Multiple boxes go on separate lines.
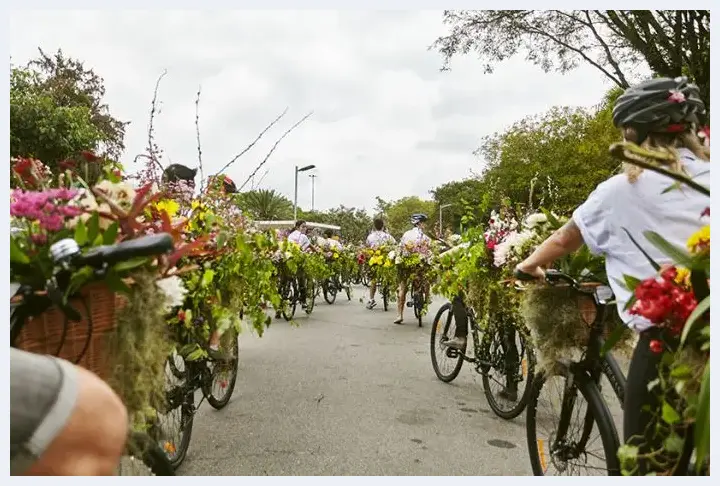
top-left (14, 282), bottom-right (126, 380)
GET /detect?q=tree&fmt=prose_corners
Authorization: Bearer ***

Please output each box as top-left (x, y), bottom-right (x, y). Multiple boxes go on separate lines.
top-left (10, 49), bottom-right (128, 166)
top-left (298, 206), bottom-right (373, 244)
top-left (432, 10), bottom-right (710, 111)
top-left (236, 189), bottom-right (294, 220)
top-left (377, 196), bottom-right (437, 239)
top-left (430, 177), bottom-right (486, 234)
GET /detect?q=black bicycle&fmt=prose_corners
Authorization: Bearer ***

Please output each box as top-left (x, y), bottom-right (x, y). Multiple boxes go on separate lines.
top-left (10, 234), bottom-right (177, 476)
top-left (515, 269), bottom-right (627, 476)
top-left (158, 323), bottom-right (239, 470)
top-left (322, 274), bottom-right (343, 305)
top-left (406, 272), bottom-right (429, 327)
top-left (430, 296), bottom-right (536, 420)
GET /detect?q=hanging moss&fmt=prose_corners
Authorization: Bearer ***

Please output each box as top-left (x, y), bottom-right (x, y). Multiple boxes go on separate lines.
top-left (105, 270), bottom-right (173, 429)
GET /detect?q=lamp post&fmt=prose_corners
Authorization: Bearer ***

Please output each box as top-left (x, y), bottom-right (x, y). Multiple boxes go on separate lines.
top-left (309, 174), bottom-right (317, 211)
top-left (294, 164), bottom-right (316, 220)
top-left (439, 203), bottom-right (453, 236)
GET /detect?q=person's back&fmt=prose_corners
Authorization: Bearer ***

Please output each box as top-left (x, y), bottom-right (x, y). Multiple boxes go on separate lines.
top-left (574, 148), bottom-right (709, 330)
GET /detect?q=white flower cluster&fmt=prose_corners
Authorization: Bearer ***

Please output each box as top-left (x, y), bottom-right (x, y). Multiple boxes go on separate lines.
top-left (493, 229), bottom-right (534, 267)
top-left (156, 275), bottom-right (188, 314)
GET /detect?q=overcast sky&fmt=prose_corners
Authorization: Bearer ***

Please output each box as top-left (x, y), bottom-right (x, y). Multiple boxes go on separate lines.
top-left (10, 10), bottom-right (613, 212)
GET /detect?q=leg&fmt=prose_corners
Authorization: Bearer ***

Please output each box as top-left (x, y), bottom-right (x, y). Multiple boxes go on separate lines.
top-left (11, 348), bottom-right (128, 475)
top-left (367, 277), bottom-right (378, 309)
top-left (445, 295), bottom-right (468, 349)
top-left (395, 277), bottom-right (407, 324)
top-left (502, 326), bottom-right (520, 398)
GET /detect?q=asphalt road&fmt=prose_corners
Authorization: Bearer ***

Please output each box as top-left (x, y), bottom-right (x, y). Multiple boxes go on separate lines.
top-left (178, 286), bottom-right (626, 476)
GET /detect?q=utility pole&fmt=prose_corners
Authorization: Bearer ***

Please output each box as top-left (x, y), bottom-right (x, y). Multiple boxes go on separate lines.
top-left (309, 174), bottom-right (317, 211)
top-left (293, 164), bottom-right (316, 220)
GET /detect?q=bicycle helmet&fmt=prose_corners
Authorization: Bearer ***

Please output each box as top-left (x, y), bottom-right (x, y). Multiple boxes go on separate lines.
top-left (612, 76), bottom-right (705, 143)
top-left (410, 213), bottom-right (428, 226)
top-left (162, 164), bottom-right (198, 184)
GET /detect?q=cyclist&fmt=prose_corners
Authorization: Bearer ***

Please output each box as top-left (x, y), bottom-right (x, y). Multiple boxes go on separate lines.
top-left (287, 220), bottom-right (313, 308)
top-left (515, 76), bottom-right (709, 474)
top-left (394, 213), bottom-right (431, 324)
top-left (11, 348), bottom-right (128, 475)
top-left (365, 218), bottom-right (396, 310)
top-left (324, 229), bottom-right (343, 251)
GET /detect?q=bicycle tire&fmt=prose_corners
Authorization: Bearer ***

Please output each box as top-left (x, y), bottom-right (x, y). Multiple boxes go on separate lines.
top-left (414, 292), bottom-right (424, 327)
top-left (305, 280), bottom-right (316, 315)
top-left (382, 287), bottom-right (389, 312)
top-left (160, 385), bottom-right (194, 470)
top-left (118, 432), bottom-right (175, 476)
top-left (481, 326), bottom-right (535, 420)
top-left (205, 330), bottom-right (240, 409)
top-left (430, 303), bottom-right (465, 382)
top-left (526, 365), bottom-right (621, 476)
top-left (323, 280), bottom-right (337, 305)
top-left (282, 279), bottom-right (297, 321)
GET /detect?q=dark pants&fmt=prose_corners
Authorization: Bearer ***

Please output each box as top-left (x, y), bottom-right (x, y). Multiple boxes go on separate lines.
top-left (624, 328), bottom-right (688, 475)
top-left (451, 295), bottom-right (468, 338)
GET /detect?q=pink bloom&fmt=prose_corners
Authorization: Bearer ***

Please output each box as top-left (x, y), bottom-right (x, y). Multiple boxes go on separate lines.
top-left (667, 90), bottom-right (686, 103)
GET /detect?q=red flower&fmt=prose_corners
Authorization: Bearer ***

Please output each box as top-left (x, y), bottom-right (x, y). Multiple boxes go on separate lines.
top-left (81, 151), bottom-right (99, 162)
top-left (630, 272), bottom-right (698, 329)
top-left (649, 339), bottom-right (663, 354)
top-left (58, 159), bottom-right (77, 171)
top-left (177, 310), bottom-right (186, 322)
top-left (701, 207), bottom-right (710, 218)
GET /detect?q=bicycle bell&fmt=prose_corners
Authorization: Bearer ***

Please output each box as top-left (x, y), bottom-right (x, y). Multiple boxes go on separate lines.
top-left (50, 238), bottom-right (82, 267)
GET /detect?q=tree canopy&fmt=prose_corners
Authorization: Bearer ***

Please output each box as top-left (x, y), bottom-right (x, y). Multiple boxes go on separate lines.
top-left (432, 10), bottom-right (710, 111)
top-left (10, 49), bottom-right (128, 168)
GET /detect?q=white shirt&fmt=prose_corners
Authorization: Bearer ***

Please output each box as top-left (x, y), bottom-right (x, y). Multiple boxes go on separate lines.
top-left (572, 148), bottom-right (709, 332)
top-left (366, 230), bottom-right (396, 248)
top-left (326, 238), bottom-right (343, 251)
top-left (287, 230), bottom-right (311, 251)
top-left (400, 227), bottom-right (430, 246)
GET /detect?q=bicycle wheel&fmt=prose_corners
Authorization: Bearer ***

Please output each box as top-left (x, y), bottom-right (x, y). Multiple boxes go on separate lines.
top-left (526, 365), bottom-right (621, 476)
top-left (430, 302), bottom-right (465, 382)
top-left (205, 329), bottom-right (239, 409)
top-left (344, 276), bottom-right (352, 301)
top-left (118, 432), bottom-right (175, 475)
top-left (305, 280), bottom-right (316, 315)
top-left (158, 382), bottom-right (194, 470)
top-left (282, 279), bottom-right (297, 321)
top-left (382, 286), bottom-right (389, 312)
top-left (323, 279), bottom-right (338, 305)
top-left (413, 292), bottom-right (424, 327)
top-left (481, 325), bottom-right (535, 420)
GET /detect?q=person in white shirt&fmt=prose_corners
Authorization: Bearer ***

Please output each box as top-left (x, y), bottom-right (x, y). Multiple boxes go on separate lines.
top-left (286, 220), bottom-right (312, 307)
top-left (323, 229), bottom-right (343, 251)
top-left (516, 76), bottom-right (709, 475)
top-left (394, 213), bottom-right (431, 324)
top-left (365, 218), bottom-right (396, 309)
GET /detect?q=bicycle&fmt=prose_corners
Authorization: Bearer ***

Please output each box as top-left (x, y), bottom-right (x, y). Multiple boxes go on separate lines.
top-left (405, 270), bottom-right (430, 327)
top-left (10, 233), bottom-right (177, 476)
top-left (322, 273), bottom-right (343, 305)
top-left (159, 322), bottom-right (239, 470)
top-left (515, 268), bottom-right (628, 476)
top-left (430, 296), bottom-right (536, 420)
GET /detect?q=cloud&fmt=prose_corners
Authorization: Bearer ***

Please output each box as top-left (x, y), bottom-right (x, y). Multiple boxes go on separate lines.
top-left (9, 10), bottom-right (613, 212)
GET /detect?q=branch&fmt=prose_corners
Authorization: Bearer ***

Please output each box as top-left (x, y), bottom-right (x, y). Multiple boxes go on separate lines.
top-left (582, 10), bottom-right (630, 87)
top-left (195, 86), bottom-right (205, 192)
top-left (215, 107), bottom-right (289, 176)
top-left (146, 70), bottom-right (167, 172)
top-left (238, 111), bottom-right (314, 192)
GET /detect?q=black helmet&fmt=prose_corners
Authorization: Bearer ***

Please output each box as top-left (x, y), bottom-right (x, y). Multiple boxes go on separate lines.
top-left (162, 164), bottom-right (197, 184)
top-left (410, 213), bottom-right (428, 226)
top-left (612, 76), bottom-right (705, 141)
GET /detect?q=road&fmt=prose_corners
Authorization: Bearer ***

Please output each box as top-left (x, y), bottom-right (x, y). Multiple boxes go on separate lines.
top-left (179, 286), bottom-right (625, 476)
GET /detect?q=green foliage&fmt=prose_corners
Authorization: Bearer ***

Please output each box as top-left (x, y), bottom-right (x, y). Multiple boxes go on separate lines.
top-left (375, 196), bottom-right (437, 239)
top-left (430, 177), bottom-right (485, 233)
top-left (10, 49), bottom-right (127, 167)
top-left (235, 189), bottom-right (294, 220)
top-left (298, 205), bottom-right (373, 245)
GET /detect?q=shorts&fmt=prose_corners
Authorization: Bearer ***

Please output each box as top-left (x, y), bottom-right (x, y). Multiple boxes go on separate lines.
top-left (10, 348), bottom-right (79, 475)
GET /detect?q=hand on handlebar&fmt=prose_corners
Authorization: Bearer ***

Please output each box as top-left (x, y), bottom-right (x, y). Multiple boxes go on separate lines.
top-left (514, 264), bottom-right (546, 282)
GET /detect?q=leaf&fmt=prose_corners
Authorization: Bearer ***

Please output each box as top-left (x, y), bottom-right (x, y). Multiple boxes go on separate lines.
top-left (112, 257), bottom-right (150, 273)
top-left (663, 433), bottom-right (685, 454)
top-left (10, 238), bottom-right (30, 264)
top-left (661, 401), bottom-right (681, 425)
top-left (680, 296), bottom-right (710, 345)
top-left (600, 326), bottom-right (627, 357)
top-left (669, 364), bottom-right (692, 379)
top-left (201, 269), bottom-right (215, 288)
top-left (104, 270), bottom-right (131, 295)
top-left (86, 212), bottom-right (100, 243)
top-left (74, 219), bottom-right (88, 246)
top-left (622, 228), bottom-right (660, 271)
top-left (103, 222), bottom-right (119, 244)
top-left (643, 231), bottom-right (695, 269)
top-left (694, 363), bottom-right (710, 473)
top-left (622, 274), bottom-right (642, 292)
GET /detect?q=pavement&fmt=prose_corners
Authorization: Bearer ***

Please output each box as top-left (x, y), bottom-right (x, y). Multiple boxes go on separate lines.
top-left (178, 286), bottom-right (626, 476)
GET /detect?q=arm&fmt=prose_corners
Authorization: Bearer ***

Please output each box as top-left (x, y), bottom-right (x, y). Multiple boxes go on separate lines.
top-left (516, 219), bottom-right (585, 278)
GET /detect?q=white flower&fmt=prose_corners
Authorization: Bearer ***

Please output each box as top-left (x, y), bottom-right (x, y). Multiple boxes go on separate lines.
top-left (525, 213), bottom-right (548, 229)
top-left (156, 276), bottom-right (188, 313)
top-left (388, 250), bottom-right (396, 261)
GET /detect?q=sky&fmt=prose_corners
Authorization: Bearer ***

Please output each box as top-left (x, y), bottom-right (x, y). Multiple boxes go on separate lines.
top-left (9, 10), bottom-right (614, 213)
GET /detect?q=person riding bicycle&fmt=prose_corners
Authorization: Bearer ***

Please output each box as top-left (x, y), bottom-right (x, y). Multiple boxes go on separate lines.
top-left (287, 220), bottom-right (313, 308)
top-left (365, 217), bottom-right (396, 310)
top-left (515, 76), bottom-right (709, 475)
top-left (394, 213), bottom-right (431, 324)
top-left (323, 229), bottom-right (343, 251)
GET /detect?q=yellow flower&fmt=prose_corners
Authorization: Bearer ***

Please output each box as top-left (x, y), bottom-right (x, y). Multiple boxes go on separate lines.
top-left (156, 199), bottom-right (180, 218)
top-left (191, 200), bottom-right (202, 210)
top-left (333, 252), bottom-right (339, 259)
top-left (675, 266), bottom-right (691, 287)
top-left (687, 225), bottom-right (710, 254)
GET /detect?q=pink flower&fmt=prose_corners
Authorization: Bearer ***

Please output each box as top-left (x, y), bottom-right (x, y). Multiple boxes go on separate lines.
top-left (667, 90), bottom-right (686, 103)
top-left (10, 188), bottom-right (81, 232)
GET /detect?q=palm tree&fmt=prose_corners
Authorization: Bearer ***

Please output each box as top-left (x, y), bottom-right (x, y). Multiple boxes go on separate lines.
top-left (236, 189), bottom-right (294, 220)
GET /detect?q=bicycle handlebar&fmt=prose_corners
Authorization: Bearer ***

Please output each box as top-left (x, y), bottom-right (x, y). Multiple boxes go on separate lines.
top-left (74, 233), bottom-right (174, 269)
top-left (513, 267), bottom-right (588, 292)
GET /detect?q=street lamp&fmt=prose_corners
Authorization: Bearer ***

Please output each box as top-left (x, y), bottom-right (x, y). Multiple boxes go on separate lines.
top-left (439, 203), bottom-right (453, 236)
top-left (309, 174), bottom-right (317, 211)
top-left (294, 164), bottom-right (316, 220)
